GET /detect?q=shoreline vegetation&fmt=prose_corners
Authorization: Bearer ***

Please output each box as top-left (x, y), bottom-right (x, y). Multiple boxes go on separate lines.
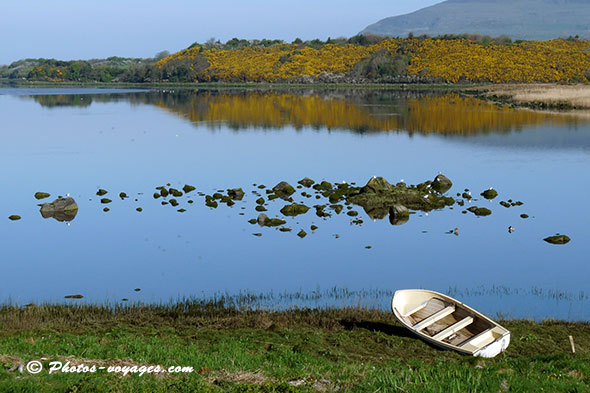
top-left (2, 35), bottom-right (590, 86)
top-left (0, 302), bottom-right (588, 392)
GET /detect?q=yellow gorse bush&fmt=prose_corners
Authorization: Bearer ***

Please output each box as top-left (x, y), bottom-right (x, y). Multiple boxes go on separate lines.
top-left (157, 38), bottom-right (590, 83)
top-left (407, 39), bottom-right (590, 83)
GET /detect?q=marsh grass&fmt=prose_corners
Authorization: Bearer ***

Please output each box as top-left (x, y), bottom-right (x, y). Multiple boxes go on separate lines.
top-left (0, 300), bottom-right (589, 392)
top-left (479, 83), bottom-right (590, 109)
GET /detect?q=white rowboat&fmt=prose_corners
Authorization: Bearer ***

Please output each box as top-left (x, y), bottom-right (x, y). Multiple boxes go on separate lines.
top-left (391, 289), bottom-right (510, 358)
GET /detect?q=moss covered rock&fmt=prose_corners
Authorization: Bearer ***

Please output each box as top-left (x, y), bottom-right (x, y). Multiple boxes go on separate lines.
top-left (96, 189), bottom-right (108, 196)
top-left (544, 234), bottom-right (570, 245)
top-left (39, 197), bottom-right (78, 222)
top-left (431, 174), bottom-right (453, 193)
top-left (228, 188), bottom-right (244, 200)
top-left (34, 192), bottom-right (50, 200)
top-left (183, 184), bottom-right (196, 194)
top-left (467, 206), bottom-right (492, 216)
top-left (280, 203), bottom-right (310, 217)
top-left (298, 177), bottom-right (315, 188)
top-left (8, 215), bottom-right (21, 221)
top-left (481, 188), bottom-right (498, 199)
top-left (272, 181), bottom-right (296, 198)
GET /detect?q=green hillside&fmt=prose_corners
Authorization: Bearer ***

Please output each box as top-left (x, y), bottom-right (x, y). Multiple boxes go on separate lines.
top-left (362, 0), bottom-right (590, 40)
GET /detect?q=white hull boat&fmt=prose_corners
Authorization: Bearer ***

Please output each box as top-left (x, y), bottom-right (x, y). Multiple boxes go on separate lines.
top-left (392, 289), bottom-right (510, 358)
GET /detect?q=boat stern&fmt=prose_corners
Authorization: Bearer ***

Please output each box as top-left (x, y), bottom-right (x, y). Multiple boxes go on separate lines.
top-left (473, 332), bottom-right (511, 358)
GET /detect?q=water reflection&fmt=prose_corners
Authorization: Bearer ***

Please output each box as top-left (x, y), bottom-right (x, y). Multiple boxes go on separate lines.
top-left (24, 89), bottom-right (590, 135)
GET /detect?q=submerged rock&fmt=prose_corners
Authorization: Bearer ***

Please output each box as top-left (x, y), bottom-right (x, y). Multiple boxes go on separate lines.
top-left (431, 174), bottom-right (453, 193)
top-left (39, 197), bottom-right (78, 222)
top-left (544, 234), bottom-right (570, 245)
top-left (280, 203), bottom-right (310, 217)
top-left (34, 192), bottom-right (50, 200)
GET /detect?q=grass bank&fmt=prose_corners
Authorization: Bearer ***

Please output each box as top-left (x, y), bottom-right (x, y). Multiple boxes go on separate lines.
top-left (0, 302), bottom-right (588, 392)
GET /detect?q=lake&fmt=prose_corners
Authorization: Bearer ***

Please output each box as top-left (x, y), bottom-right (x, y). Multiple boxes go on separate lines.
top-left (1, 87), bottom-right (589, 321)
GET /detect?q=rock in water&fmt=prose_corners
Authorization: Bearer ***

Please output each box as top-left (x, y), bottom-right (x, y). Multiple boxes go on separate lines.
top-left (298, 177), bottom-right (315, 188)
top-left (272, 181), bottom-right (296, 198)
top-left (39, 197), bottom-right (78, 222)
top-left (228, 188), bottom-right (244, 200)
top-left (481, 188), bottom-right (498, 199)
top-left (361, 177), bottom-right (393, 194)
top-left (431, 174), bottom-right (453, 193)
top-left (467, 206), bottom-right (492, 216)
top-left (34, 192), bottom-right (51, 200)
top-left (280, 203), bottom-right (310, 217)
top-left (389, 204), bottom-right (410, 225)
top-left (544, 234), bottom-right (570, 245)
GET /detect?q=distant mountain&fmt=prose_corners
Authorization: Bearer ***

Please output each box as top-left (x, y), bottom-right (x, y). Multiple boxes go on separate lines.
top-left (362, 0), bottom-right (590, 40)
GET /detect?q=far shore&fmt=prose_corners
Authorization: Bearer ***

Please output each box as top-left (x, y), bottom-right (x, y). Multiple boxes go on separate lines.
top-left (4, 79), bottom-right (590, 111)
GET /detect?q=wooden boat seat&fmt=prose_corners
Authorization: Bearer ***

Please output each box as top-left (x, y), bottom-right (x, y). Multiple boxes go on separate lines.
top-left (432, 316), bottom-right (474, 341)
top-left (458, 327), bottom-right (503, 352)
top-left (413, 305), bottom-right (455, 331)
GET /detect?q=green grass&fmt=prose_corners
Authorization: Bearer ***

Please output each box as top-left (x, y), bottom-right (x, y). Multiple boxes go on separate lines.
top-left (0, 303), bottom-right (588, 392)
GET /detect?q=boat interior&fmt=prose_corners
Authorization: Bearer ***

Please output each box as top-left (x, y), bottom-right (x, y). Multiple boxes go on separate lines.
top-left (395, 296), bottom-right (506, 352)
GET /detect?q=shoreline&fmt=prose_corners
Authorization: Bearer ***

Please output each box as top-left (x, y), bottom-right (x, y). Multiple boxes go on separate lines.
top-left (4, 80), bottom-right (590, 112)
top-left (1, 303), bottom-right (588, 392)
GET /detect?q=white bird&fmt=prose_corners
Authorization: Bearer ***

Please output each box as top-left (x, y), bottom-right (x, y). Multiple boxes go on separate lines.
top-left (400, 179), bottom-right (404, 183)
top-left (508, 226), bottom-right (514, 233)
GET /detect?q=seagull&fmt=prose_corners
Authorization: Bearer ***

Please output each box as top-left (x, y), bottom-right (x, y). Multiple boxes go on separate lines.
top-left (508, 226), bottom-right (514, 233)
top-left (400, 179), bottom-right (404, 183)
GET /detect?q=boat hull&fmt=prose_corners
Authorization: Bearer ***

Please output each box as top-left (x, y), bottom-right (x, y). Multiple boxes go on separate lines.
top-left (391, 289), bottom-right (510, 358)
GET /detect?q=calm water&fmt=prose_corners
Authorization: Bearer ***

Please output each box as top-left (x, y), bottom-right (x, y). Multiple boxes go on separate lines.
top-left (1, 87), bottom-right (589, 320)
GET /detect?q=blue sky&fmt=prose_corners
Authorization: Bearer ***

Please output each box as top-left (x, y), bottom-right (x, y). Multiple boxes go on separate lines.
top-left (0, 0), bottom-right (443, 65)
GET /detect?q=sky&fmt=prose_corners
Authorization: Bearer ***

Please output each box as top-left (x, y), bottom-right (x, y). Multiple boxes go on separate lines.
top-left (0, 0), bottom-right (444, 65)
